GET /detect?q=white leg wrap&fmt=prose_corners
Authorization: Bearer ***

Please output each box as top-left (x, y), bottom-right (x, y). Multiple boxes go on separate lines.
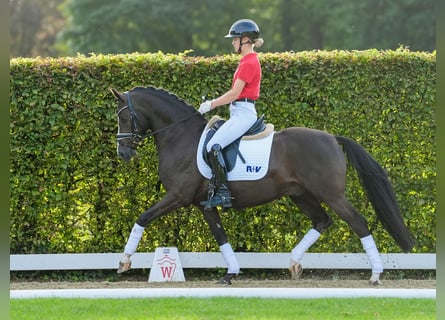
top-left (291, 228), bottom-right (321, 262)
top-left (220, 243), bottom-right (240, 274)
top-left (360, 234), bottom-right (384, 274)
top-left (124, 223), bottom-right (145, 256)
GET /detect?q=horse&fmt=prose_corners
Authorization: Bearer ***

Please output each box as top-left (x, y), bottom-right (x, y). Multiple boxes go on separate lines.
top-left (111, 86), bottom-right (415, 285)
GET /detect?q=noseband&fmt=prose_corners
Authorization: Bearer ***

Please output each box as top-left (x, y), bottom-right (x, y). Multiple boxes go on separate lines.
top-left (116, 91), bottom-right (199, 143)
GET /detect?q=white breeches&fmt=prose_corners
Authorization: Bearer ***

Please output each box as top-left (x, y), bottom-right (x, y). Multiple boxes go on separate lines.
top-left (206, 102), bottom-right (257, 152)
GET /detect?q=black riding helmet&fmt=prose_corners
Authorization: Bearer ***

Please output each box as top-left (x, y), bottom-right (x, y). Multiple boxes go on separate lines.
top-left (225, 19), bottom-right (260, 41)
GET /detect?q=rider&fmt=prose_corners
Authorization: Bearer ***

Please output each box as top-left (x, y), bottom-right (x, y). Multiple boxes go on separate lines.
top-left (199, 19), bottom-right (264, 209)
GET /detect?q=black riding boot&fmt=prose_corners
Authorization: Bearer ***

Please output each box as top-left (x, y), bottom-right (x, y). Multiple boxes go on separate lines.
top-left (200, 144), bottom-right (233, 209)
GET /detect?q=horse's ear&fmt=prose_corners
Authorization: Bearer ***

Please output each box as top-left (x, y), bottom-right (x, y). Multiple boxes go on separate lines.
top-left (110, 88), bottom-right (124, 102)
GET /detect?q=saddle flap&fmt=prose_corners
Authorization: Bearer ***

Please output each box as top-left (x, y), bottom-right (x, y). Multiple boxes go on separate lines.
top-left (202, 120), bottom-right (239, 172)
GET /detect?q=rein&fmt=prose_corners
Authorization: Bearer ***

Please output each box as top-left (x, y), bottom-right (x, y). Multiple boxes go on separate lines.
top-left (117, 91), bottom-right (200, 142)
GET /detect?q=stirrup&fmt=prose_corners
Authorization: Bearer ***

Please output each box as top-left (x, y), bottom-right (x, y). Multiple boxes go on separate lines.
top-left (200, 192), bottom-right (232, 209)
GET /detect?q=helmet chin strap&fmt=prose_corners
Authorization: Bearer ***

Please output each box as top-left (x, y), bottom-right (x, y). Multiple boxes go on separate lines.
top-left (238, 38), bottom-right (252, 54)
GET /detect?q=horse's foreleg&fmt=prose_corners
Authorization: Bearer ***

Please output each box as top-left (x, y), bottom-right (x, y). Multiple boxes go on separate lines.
top-left (117, 194), bottom-right (182, 273)
top-left (201, 208), bottom-right (239, 284)
top-left (219, 243), bottom-right (240, 275)
top-left (117, 223), bottom-right (144, 273)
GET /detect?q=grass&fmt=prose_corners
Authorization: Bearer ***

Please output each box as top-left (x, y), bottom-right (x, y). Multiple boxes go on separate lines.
top-left (10, 297), bottom-right (435, 320)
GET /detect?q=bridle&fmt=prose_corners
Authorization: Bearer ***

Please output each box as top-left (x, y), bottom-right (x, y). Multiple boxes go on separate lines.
top-left (116, 92), bottom-right (147, 142)
top-left (116, 91), bottom-right (200, 144)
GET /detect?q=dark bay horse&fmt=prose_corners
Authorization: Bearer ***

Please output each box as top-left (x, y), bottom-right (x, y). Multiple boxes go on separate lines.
top-left (111, 86), bottom-right (415, 285)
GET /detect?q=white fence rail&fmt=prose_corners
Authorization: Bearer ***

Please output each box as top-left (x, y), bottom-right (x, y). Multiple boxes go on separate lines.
top-left (10, 253), bottom-right (435, 271)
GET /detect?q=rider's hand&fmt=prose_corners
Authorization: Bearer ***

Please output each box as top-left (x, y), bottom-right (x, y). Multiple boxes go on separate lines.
top-left (199, 100), bottom-right (213, 114)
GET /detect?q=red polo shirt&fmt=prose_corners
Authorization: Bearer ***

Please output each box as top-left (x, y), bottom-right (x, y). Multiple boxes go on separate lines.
top-left (232, 52), bottom-right (261, 100)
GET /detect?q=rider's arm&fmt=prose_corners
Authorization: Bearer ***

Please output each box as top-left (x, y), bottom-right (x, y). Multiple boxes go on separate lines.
top-left (210, 79), bottom-right (246, 109)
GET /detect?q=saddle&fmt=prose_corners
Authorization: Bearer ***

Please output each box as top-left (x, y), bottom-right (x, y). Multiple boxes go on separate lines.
top-left (202, 115), bottom-right (273, 172)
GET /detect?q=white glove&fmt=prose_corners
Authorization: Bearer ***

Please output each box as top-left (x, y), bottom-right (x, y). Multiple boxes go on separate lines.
top-left (199, 100), bottom-right (213, 114)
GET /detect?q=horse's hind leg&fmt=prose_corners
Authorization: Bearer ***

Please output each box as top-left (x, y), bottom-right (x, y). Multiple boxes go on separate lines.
top-left (325, 194), bottom-right (383, 285)
top-left (288, 194), bottom-right (333, 279)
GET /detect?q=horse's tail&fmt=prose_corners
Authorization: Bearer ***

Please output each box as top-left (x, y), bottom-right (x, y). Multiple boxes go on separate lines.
top-left (336, 136), bottom-right (415, 252)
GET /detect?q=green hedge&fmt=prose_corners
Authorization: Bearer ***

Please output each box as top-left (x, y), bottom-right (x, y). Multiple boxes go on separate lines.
top-left (10, 49), bottom-right (436, 255)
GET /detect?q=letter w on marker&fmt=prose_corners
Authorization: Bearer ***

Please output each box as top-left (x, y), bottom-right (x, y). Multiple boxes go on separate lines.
top-left (161, 266), bottom-right (174, 279)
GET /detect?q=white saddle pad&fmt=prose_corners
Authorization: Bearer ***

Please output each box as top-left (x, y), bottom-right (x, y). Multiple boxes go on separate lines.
top-left (196, 126), bottom-right (274, 181)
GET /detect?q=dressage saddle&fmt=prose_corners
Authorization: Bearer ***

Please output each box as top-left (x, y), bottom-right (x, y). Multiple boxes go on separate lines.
top-left (202, 115), bottom-right (268, 172)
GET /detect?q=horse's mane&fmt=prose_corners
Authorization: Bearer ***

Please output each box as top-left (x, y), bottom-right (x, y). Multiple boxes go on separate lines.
top-left (131, 86), bottom-right (197, 114)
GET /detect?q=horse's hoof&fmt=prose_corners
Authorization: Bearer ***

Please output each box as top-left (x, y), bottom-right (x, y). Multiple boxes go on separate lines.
top-left (217, 273), bottom-right (236, 285)
top-left (117, 261), bottom-right (131, 273)
top-left (289, 260), bottom-right (303, 280)
top-left (369, 273), bottom-right (382, 286)
top-left (117, 255), bottom-right (132, 274)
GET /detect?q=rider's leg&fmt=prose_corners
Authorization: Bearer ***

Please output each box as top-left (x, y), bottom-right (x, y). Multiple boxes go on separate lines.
top-left (201, 144), bottom-right (232, 208)
top-left (201, 102), bottom-right (257, 209)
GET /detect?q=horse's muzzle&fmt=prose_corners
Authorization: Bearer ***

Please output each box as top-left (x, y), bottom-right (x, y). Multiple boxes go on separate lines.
top-left (117, 144), bottom-right (137, 162)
